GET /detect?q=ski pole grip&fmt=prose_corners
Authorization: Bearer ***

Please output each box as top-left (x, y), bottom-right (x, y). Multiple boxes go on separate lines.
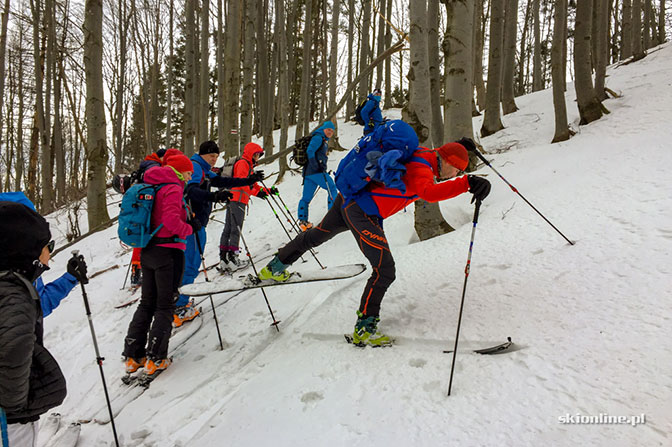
top-left (472, 200), bottom-right (482, 224)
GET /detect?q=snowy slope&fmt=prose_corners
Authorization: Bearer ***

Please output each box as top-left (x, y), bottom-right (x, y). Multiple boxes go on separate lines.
top-left (37, 44), bottom-right (671, 447)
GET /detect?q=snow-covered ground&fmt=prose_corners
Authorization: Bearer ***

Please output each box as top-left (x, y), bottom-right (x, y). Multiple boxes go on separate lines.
top-left (38, 44), bottom-right (671, 446)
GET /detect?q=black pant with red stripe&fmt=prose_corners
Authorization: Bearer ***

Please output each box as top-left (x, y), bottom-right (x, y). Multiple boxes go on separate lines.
top-left (277, 193), bottom-right (394, 317)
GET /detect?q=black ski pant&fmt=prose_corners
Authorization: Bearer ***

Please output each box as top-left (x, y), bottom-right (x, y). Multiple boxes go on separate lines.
top-left (219, 201), bottom-right (247, 254)
top-left (123, 245), bottom-right (185, 360)
top-left (277, 193), bottom-right (395, 317)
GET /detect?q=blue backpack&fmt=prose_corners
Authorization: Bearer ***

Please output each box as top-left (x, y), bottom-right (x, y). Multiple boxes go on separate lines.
top-left (118, 183), bottom-right (184, 248)
top-left (335, 120), bottom-right (420, 199)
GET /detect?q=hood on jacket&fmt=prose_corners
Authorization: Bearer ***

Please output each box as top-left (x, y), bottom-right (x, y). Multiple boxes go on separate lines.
top-left (143, 165), bottom-right (185, 186)
top-left (242, 142), bottom-right (264, 163)
top-left (0, 191), bottom-right (36, 211)
top-left (368, 93), bottom-right (381, 102)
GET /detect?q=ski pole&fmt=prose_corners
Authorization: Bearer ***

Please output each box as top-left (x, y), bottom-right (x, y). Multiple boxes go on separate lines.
top-left (259, 191), bottom-right (309, 264)
top-left (261, 180), bottom-right (325, 269)
top-left (120, 259), bottom-right (132, 290)
top-left (71, 251), bottom-right (120, 447)
top-left (192, 228), bottom-right (225, 351)
top-left (321, 172), bottom-right (336, 202)
top-left (470, 147), bottom-right (574, 245)
top-left (229, 207), bottom-right (281, 331)
top-left (447, 200), bottom-right (481, 397)
top-left (1, 407), bottom-right (9, 447)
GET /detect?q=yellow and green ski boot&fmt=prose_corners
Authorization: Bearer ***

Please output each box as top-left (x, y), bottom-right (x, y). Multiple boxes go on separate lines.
top-left (352, 311), bottom-right (392, 347)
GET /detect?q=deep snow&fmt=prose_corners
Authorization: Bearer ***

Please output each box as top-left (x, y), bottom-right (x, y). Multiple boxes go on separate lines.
top-left (35, 43), bottom-right (672, 447)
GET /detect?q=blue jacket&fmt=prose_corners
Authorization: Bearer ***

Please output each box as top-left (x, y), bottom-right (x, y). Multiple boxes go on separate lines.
top-left (185, 153), bottom-right (257, 227)
top-left (35, 273), bottom-right (78, 317)
top-left (361, 94), bottom-right (383, 132)
top-left (0, 191), bottom-right (79, 317)
top-left (303, 124), bottom-right (331, 177)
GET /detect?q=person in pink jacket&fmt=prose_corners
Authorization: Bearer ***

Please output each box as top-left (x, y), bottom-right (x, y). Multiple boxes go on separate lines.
top-left (122, 151), bottom-right (197, 377)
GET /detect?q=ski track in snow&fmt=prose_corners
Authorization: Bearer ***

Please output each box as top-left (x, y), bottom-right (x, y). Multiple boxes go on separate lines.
top-left (35, 43), bottom-right (672, 446)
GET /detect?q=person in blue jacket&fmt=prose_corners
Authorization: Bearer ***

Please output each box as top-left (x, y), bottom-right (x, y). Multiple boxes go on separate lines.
top-left (0, 191), bottom-right (88, 318)
top-left (297, 121), bottom-right (338, 231)
top-left (360, 88), bottom-right (383, 135)
top-left (175, 141), bottom-right (263, 326)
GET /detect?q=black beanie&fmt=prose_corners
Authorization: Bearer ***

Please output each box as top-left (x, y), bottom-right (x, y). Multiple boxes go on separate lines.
top-left (199, 141), bottom-right (220, 155)
top-left (156, 148), bottom-right (167, 158)
top-left (0, 201), bottom-right (51, 271)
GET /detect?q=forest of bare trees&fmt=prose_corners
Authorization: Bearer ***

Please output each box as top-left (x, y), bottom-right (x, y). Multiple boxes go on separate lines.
top-left (0, 0), bottom-right (669, 229)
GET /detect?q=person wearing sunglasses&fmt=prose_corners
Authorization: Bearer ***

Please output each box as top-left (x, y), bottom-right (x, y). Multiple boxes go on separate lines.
top-left (0, 201), bottom-right (68, 446)
top-left (0, 191), bottom-right (88, 318)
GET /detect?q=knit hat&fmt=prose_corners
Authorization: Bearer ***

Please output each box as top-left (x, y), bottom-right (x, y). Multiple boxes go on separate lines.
top-left (199, 140), bottom-right (220, 155)
top-left (0, 201), bottom-right (51, 271)
top-left (164, 152), bottom-right (194, 173)
top-left (373, 88), bottom-right (382, 95)
top-left (156, 148), bottom-right (167, 158)
top-left (437, 142), bottom-right (469, 171)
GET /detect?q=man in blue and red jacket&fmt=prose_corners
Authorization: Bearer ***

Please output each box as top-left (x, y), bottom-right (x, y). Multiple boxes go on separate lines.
top-left (258, 137), bottom-right (491, 347)
top-left (175, 141), bottom-right (263, 326)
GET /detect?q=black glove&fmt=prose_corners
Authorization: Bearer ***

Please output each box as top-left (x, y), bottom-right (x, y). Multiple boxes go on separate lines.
top-left (257, 189), bottom-right (269, 199)
top-left (457, 137), bottom-right (477, 152)
top-left (467, 175), bottom-right (491, 203)
top-left (67, 254), bottom-right (88, 284)
top-left (270, 186), bottom-right (279, 195)
top-left (189, 217), bottom-right (202, 233)
top-left (249, 170), bottom-right (265, 182)
top-left (212, 190), bottom-right (233, 203)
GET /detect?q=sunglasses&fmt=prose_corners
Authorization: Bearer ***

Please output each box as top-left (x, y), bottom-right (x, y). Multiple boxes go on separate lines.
top-left (47, 240), bottom-right (55, 253)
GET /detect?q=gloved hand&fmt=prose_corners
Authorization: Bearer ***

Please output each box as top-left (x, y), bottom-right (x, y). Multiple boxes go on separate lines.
top-left (249, 170), bottom-right (265, 182)
top-left (269, 186), bottom-right (279, 195)
top-left (189, 217), bottom-right (202, 233)
top-left (212, 190), bottom-right (233, 203)
top-left (457, 137), bottom-right (477, 152)
top-left (257, 189), bottom-right (269, 199)
top-left (467, 175), bottom-right (491, 204)
top-left (67, 254), bottom-right (89, 284)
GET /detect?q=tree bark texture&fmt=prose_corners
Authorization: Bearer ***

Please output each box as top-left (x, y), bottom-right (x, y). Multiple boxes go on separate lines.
top-left (551, 0), bottom-right (570, 143)
top-left (481, 0), bottom-right (505, 137)
top-left (83, 0), bottom-right (111, 227)
top-left (502, 0), bottom-right (519, 114)
top-left (574, 0), bottom-right (603, 124)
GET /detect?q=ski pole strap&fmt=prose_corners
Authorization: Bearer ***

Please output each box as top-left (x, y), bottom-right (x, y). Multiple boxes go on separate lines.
top-left (0, 407), bottom-right (9, 447)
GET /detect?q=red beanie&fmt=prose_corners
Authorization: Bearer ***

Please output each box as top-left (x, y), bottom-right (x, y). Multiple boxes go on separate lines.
top-left (437, 143), bottom-right (469, 171)
top-left (165, 152), bottom-right (194, 173)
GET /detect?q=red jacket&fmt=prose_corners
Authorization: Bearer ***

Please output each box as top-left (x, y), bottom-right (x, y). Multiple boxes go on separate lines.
top-left (230, 143), bottom-right (266, 205)
top-left (143, 166), bottom-right (193, 250)
top-left (356, 148), bottom-right (470, 219)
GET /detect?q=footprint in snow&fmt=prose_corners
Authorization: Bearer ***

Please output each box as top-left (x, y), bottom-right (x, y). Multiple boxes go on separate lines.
top-left (409, 358), bottom-right (427, 368)
top-left (301, 391), bottom-right (324, 404)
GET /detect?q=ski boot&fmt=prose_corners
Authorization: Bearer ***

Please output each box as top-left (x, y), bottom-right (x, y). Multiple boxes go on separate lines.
top-left (217, 250), bottom-right (231, 273)
top-left (298, 220), bottom-right (313, 232)
top-left (124, 356), bottom-right (147, 374)
top-left (227, 251), bottom-right (250, 272)
top-left (144, 357), bottom-right (171, 376)
top-left (130, 263), bottom-right (142, 287)
top-left (351, 311), bottom-right (392, 347)
top-left (257, 255), bottom-right (291, 282)
top-left (173, 299), bottom-right (200, 327)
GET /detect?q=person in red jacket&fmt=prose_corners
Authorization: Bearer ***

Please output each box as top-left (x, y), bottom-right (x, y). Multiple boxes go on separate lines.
top-left (218, 142), bottom-right (272, 272)
top-left (258, 138), bottom-right (491, 346)
top-left (122, 151), bottom-right (197, 377)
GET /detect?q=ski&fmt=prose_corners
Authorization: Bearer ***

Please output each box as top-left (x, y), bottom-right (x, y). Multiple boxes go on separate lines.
top-left (179, 263), bottom-right (366, 297)
top-left (343, 333), bottom-right (393, 348)
top-left (343, 333), bottom-right (514, 354)
top-left (114, 285), bottom-right (142, 309)
top-left (45, 422), bottom-right (80, 447)
top-left (443, 337), bottom-right (514, 355)
top-left (84, 315), bottom-right (203, 424)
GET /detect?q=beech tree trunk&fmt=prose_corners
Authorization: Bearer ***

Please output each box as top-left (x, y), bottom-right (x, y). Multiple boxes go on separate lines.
top-left (481, 0), bottom-right (505, 137)
top-left (443, 0), bottom-right (474, 142)
top-left (83, 0), bottom-right (110, 227)
top-left (502, 0), bottom-right (519, 114)
top-left (622, 0), bottom-right (633, 58)
top-left (574, 0), bottom-right (603, 124)
top-left (551, 0), bottom-right (570, 143)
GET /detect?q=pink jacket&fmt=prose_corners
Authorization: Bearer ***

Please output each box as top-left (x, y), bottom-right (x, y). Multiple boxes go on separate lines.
top-left (143, 166), bottom-right (192, 250)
